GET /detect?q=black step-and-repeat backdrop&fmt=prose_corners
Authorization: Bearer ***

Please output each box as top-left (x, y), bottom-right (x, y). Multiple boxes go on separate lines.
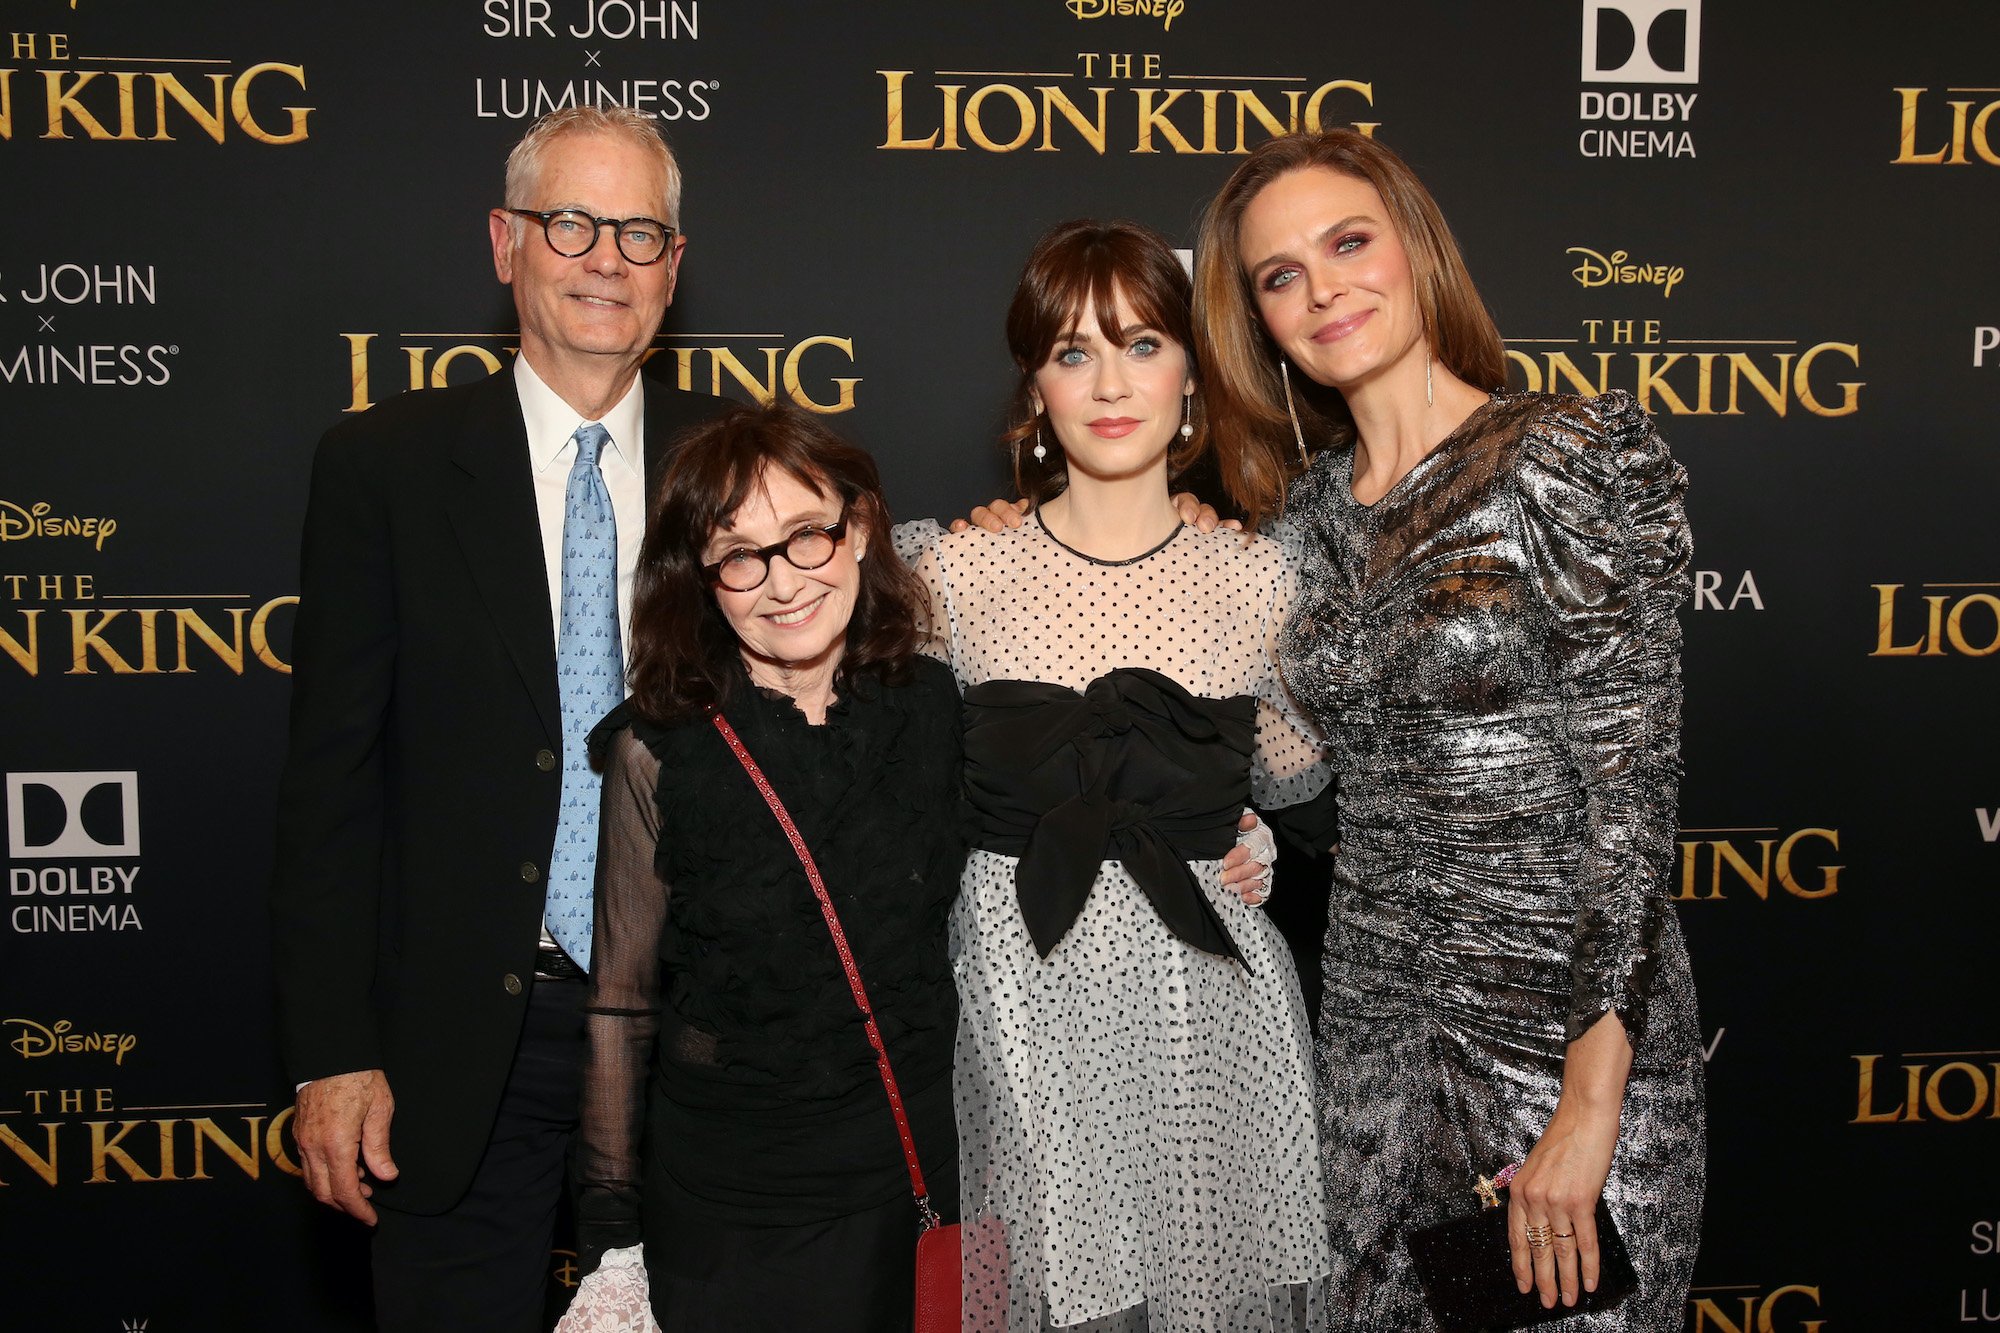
top-left (5, 1), bottom-right (1996, 1328)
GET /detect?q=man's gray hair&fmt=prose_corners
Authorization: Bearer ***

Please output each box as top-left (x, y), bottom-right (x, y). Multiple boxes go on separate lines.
top-left (503, 106), bottom-right (683, 237)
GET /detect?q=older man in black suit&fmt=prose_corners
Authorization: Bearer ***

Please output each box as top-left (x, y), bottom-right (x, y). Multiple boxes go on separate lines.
top-left (271, 105), bottom-right (724, 1329)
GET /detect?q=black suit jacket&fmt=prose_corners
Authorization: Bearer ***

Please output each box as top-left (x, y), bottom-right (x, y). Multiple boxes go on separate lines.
top-left (271, 368), bottom-right (727, 1214)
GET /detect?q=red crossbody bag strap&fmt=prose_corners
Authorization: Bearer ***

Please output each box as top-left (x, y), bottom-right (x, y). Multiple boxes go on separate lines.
top-left (709, 708), bottom-right (942, 1232)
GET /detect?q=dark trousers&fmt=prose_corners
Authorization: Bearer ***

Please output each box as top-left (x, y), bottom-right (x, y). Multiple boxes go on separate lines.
top-left (372, 976), bottom-right (586, 1333)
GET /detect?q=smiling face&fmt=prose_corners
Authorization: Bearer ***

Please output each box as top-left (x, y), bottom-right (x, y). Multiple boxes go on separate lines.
top-left (1031, 288), bottom-right (1193, 486)
top-left (1236, 165), bottom-right (1425, 394)
top-left (703, 466), bottom-right (868, 687)
top-left (489, 130), bottom-right (685, 392)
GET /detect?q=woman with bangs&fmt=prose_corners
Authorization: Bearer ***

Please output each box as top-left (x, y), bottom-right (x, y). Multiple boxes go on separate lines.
top-left (909, 219), bottom-right (1335, 1332)
top-left (570, 404), bottom-right (969, 1331)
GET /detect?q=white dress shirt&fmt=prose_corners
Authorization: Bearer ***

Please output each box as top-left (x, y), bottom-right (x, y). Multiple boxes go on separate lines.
top-left (514, 355), bottom-right (648, 657)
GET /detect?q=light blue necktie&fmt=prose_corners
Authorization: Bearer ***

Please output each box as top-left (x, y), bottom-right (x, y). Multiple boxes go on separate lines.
top-left (545, 422), bottom-right (621, 970)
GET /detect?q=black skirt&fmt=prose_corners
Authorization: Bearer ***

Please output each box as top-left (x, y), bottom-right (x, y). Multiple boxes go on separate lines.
top-left (643, 1147), bottom-right (960, 1333)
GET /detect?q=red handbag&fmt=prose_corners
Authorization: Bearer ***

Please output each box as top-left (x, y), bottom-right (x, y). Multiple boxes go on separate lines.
top-left (712, 710), bottom-right (962, 1333)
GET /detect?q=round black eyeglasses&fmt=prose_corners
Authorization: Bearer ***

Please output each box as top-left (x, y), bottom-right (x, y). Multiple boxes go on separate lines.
top-left (704, 519), bottom-right (849, 592)
top-left (505, 208), bottom-right (676, 265)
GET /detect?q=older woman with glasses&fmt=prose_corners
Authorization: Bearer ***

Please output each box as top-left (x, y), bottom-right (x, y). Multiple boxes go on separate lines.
top-left (568, 402), bottom-right (967, 1331)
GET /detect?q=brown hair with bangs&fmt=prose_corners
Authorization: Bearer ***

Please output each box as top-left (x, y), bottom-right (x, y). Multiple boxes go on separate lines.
top-left (625, 400), bottom-right (929, 724)
top-left (1193, 130), bottom-right (1507, 529)
top-left (1004, 219), bottom-right (1205, 506)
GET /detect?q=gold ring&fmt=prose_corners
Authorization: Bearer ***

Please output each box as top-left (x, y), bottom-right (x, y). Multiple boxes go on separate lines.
top-left (1524, 1224), bottom-right (1554, 1249)
top-left (1553, 1231), bottom-right (1575, 1240)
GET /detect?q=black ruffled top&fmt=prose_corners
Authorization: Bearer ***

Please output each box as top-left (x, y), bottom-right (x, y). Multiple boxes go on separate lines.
top-left (575, 656), bottom-right (966, 1257)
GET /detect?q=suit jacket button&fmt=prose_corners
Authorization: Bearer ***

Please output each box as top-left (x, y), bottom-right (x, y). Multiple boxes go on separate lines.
top-left (502, 973), bottom-right (523, 996)
top-left (519, 862), bottom-right (540, 884)
top-left (534, 748), bottom-right (557, 772)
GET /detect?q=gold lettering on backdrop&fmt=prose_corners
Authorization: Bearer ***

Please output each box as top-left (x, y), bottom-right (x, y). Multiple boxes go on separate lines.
top-left (878, 60), bottom-right (1376, 155)
top-left (343, 334), bottom-right (860, 416)
top-left (1853, 1053), bottom-right (2000, 1124)
top-left (9, 33), bottom-right (68, 61)
top-left (1133, 87), bottom-right (1196, 153)
top-left (342, 333), bottom-right (376, 414)
top-left (0, 1105), bottom-right (300, 1186)
top-left (1871, 584), bottom-right (2000, 657)
top-left (964, 83), bottom-right (1037, 152)
top-left (1893, 87), bottom-right (2000, 166)
top-left (88, 1117), bottom-right (171, 1182)
top-left (1040, 85), bottom-right (1109, 152)
top-left (40, 69), bottom-right (117, 139)
top-left (428, 344), bottom-right (505, 386)
top-left (880, 70), bottom-right (942, 149)
top-left (249, 596), bottom-right (295, 671)
top-left (67, 609), bottom-right (131, 674)
top-left (188, 1116), bottom-right (262, 1179)
top-left (1673, 829), bottom-right (1841, 901)
top-left (0, 54), bottom-right (311, 143)
top-left (5, 1019), bottom-right (137, 1065)
top-left (0, 1120), bottom-right (60, 1186)
top-left (1688, 1284), bottom-right (1826, 1333)
top-left (151, 72), bottom-right (225, 141)
top-left (1066, 0), bottom-right (1187, 33)
top-left (1505, 321), bottom-right (1862, 417)
top-left (1946, 595), bottom-right (2000, 656)
top-left (0, 595), bottom-right (294, 677)
top-left (0, 610), bottom-right (39, 672)
top-left (0, 501), bottom-right (117, 550)
top-left (1928, 1063), bottom-right (1995, 1122)
top-left (232, 62), bottom-right (311, 143)
top-left (1566, 247), bottom-right (1685, 298)
top-left (780, 336), bottom-right (860, 413)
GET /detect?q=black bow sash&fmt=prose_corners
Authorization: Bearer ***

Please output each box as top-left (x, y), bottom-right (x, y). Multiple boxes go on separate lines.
top-left (962, 667), bottom-right (1257, 964)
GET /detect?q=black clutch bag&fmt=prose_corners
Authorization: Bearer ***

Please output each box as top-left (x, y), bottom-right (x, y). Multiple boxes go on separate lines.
top-left (1406, 1196), bottom-right (1638, 1332)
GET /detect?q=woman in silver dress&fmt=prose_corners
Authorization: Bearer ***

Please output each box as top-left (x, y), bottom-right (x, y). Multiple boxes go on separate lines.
top-left (1192, 130), bottom-right (1705, 1328)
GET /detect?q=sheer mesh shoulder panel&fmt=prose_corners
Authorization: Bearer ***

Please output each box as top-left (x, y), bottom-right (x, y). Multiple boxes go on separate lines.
top-left (890, 517), bottom-right (947, 568)
top-left (906, 526), bottom-right (958, 670)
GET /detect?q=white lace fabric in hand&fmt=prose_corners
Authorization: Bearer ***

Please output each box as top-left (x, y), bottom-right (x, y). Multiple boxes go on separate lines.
top-left (1236, 808), bottom-right (1278, 904)
top-left (553, 1245), bottom-right (661, 1333)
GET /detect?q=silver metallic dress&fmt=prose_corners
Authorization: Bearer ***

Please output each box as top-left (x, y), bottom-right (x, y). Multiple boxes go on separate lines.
top-left (1277, 390), bottom-right (1705, 1331)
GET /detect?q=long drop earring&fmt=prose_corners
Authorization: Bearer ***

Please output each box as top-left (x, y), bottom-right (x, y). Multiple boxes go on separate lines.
top-left (1279, 360), bottom-right (1308, 465)
top-left (1180, 393), bottom-right (1194, 441)
top-left (1032, 423), bottom-right (1047, 463)
top-left (1425, 347), bottom-right (1435, 408)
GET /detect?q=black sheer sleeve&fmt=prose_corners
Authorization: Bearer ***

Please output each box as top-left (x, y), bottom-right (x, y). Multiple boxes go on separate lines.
top-left (1264, 783), bottom-right (1338, 857)
top-left (573, 723), bottom-right (669, 1275)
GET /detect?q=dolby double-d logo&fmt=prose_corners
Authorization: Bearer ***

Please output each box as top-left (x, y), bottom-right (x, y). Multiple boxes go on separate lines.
top-left (1582, 0), bottom-right (1700, 83)
top-left (5, 772), bottom-right (140, 858)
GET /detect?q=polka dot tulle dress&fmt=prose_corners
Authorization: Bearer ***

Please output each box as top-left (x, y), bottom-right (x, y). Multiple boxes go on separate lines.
top-left (905, 517), bottom-right (1333, 1332)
